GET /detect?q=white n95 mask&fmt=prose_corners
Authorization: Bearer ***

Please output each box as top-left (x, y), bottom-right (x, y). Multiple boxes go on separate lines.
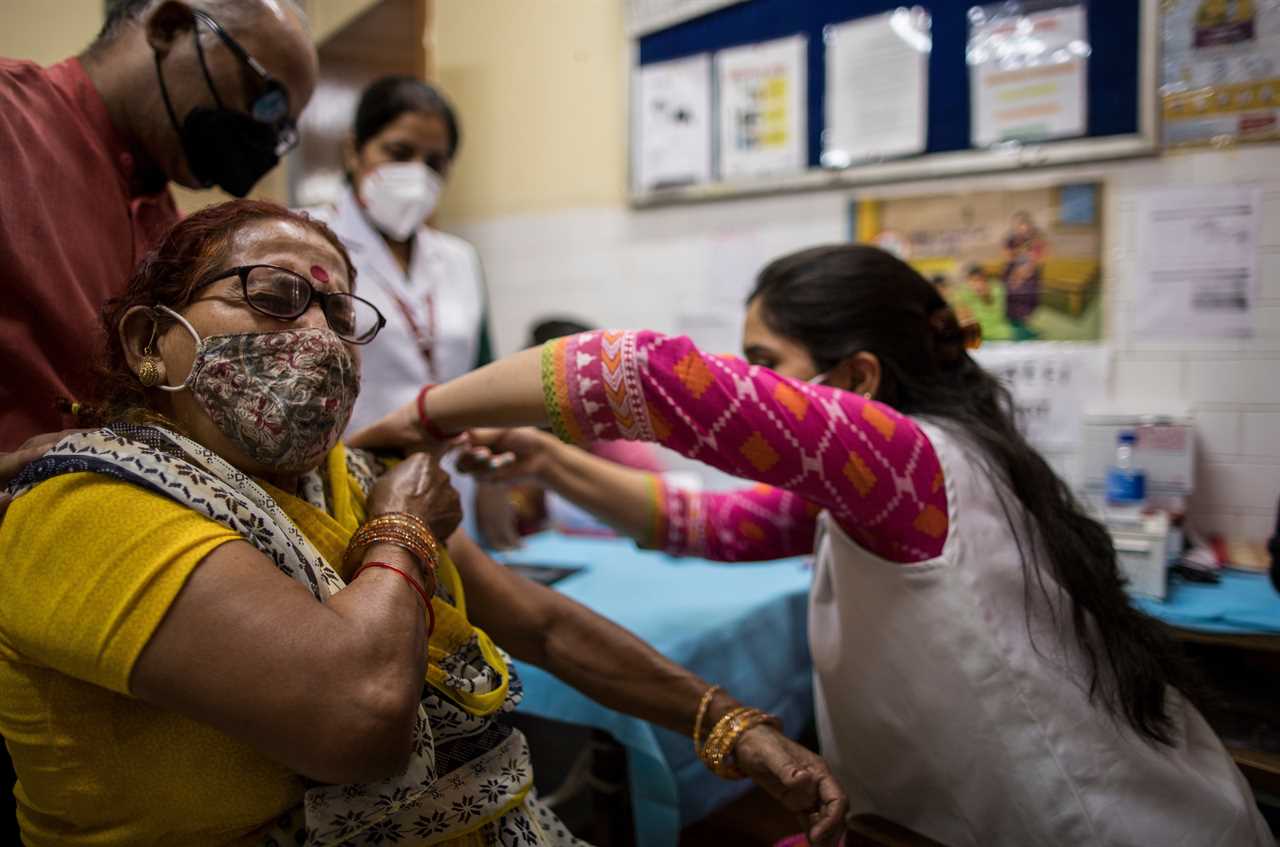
top-left (358, 161), bottom-right (443, 242)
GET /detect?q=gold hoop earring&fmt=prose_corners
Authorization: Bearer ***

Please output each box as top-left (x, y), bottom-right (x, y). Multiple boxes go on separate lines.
top-left (862, 392), bottom-right (874, 401)
top-left (137, 320), bottom-right (165, 388)
top-left (138, 348), bottom-right (164, 388)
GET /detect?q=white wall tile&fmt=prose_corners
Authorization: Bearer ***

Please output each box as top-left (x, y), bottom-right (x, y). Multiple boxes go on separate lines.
top-left (1186, 359), bottom-right (1277, 404)
top-left (1232, 512), bottom-right (1278, 541)
top-left (1112, 359), bottom-right (1186, 408)
top-left (1192, 410), bottom-right (1241, 457)
top-left (1242, 412), bottom-right (1280, 457)
top-left (1192, 461), bottom-right (1280, 512)
top-left (1189, 510), bottom-right (1238, 537)
top-left (1190, 511), bottom-right (1276, 541)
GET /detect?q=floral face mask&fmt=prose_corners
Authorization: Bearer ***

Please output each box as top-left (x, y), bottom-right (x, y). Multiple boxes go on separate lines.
top-left (155, 306), bottom-right (360, 471)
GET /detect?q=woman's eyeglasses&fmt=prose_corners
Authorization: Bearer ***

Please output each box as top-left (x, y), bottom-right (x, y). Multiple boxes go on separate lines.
top-left (195, 264), bottom-right (386, 344)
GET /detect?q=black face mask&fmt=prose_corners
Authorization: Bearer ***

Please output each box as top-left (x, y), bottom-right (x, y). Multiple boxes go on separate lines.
top-left (168, 103), bottom-right (280, 198)
top-left (153, 11), bottom-right (293, 198)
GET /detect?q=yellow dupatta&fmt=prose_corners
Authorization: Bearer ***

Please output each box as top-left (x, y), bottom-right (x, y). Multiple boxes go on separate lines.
top-left (18, 426), bottom-right (575, 846)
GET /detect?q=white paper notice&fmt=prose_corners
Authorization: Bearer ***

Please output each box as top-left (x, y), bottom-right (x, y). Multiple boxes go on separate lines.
top-left (969, 3), bottom-right (1089, 147)
top-left (823, 9), bottom-right (930, 166)
top-left (974, 343), bottom-right (1111, 450)
top-left (715, 35), bottom-right (807, 179)
top-left (633, 54), bottom-right (713, 193)
top-left (1133, 186), bottom-right (1262, 339)
top-left (675, 229), bottom-right (774, 358)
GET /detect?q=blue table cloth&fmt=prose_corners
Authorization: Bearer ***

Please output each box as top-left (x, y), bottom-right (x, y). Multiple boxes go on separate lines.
top-left (498, 533), bottom-right (814, 847)
top-left (1136, 571), bottom-right (1280, 634)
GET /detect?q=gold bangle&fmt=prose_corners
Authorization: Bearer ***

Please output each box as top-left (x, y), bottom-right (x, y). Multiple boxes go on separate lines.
top-left (705, 710), bottom-right (764, 780)
top-left (344, 513), bottom-right (440, 572)
top-left (692, 685), bottom-right (721, 756)
top-left (701, 707), bottom-right (781, 780)
top-left (350, 526), bottom-right (434, 566)
top-left (376, 512), bottom-right (431, 537)
top-left (360, 535), bottom-right (436, 573)
top-left (701, 706), bottom-right (752, 775)
top-left (387, 516), bottom-right (442, 563)
top-left (366, 513), bottom-right (437, 552)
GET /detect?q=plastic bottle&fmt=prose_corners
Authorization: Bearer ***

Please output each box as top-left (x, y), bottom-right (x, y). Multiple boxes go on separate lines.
top-left (1106, 431), bottom-right (1146, 507)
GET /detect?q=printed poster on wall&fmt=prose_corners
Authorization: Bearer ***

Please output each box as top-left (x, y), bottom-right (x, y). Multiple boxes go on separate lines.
top-left (1162, 0), bottom-right (1280, 147)
top-left (715, 35), bottom-right (808, 179)
top-left (973, 343), bottom-right (1111, 450)
top-left (968, 2), bottom-right (1090, 147)
top-left (1132, 185), bottom-right (1262, 338)
top-left (852, 182), bottom-right (1104, 343)
top-left (823, 8), bottom-right (931, 167)
top-left (633, 54), bottom-right (714, 192)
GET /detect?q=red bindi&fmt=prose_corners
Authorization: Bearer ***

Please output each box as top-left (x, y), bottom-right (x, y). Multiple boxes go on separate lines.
top-left (310, 265), bottom-right (330, 283)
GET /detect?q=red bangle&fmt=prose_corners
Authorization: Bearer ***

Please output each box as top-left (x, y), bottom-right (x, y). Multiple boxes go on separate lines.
top-left (355, 561), bottom-right (436, 636)
top-left (416, 384), bottom-right (461, 442)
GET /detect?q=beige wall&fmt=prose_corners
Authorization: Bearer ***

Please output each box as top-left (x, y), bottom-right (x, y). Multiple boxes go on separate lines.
top-left (433, 0), bottom-right (627, 224)
top-left (0, 0), bottom-right (382, 65)
top-left (308, 0), bottom-right (384, 43)
top-left (0, 0), bottom-right (102, 65)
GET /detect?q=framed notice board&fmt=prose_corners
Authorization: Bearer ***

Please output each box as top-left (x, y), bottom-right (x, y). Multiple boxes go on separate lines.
top-left (630, 0), bottom-right (1157, 206)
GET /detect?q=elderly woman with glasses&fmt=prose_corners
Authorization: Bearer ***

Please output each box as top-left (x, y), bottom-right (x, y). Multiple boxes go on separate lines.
top-left (0, 200), bottom-right (846, 847)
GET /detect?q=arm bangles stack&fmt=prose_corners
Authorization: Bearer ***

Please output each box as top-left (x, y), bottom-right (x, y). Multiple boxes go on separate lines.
top-left (345, 513), bottom-right (441, 575)
top-left (698, 704), bottom-right (782, 780)
top-left (344, 513), bottom-right (442, 633)
top-left (692, 684), bottom-right (721, 758)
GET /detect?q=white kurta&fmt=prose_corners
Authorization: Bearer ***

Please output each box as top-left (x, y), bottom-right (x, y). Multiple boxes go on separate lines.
top-left (810, 421), bottom-right (1272, 846)
top-left (306, 187), bottom-right (487, 434)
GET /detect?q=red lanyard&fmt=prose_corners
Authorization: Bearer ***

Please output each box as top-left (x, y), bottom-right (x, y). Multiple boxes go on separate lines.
top-left (387, 287), bottom-right (437, 381)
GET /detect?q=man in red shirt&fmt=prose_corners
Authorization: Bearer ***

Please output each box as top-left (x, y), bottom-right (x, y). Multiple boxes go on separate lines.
top-left (0, 0), bottom-right (318, 449)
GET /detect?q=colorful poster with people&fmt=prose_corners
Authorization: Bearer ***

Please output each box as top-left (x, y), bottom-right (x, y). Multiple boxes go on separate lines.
top-left (851, 182), bottom-right (1104, 343)
top-left (1162, 0), bottom-right (1280, 147)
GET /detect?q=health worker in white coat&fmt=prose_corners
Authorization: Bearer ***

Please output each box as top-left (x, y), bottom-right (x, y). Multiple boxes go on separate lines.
top-left (309, 75), bottom-right (492, 435)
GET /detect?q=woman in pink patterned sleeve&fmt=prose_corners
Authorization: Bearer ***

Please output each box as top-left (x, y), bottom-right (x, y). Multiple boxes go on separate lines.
top-left (352, 245), bottom-right (1269, 847)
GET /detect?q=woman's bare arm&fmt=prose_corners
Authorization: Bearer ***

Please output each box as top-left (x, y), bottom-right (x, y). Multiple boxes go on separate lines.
top-left (130, 539), bottom-right (428, 785)
top-left (448, 531), bottom-right (847, 845)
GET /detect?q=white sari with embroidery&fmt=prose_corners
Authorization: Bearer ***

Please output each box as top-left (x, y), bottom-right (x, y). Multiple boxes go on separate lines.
top-left (10, 423), bottom-right (589, 847)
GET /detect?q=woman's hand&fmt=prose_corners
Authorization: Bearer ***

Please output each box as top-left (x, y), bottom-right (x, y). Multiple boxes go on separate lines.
top-left (366, 452), bottom-right (463, 541)
top-left (0, 429), bottom-right (83, 519)
top-left (456, 428), bottom-right (559, 484)
top-left (473, 481), bottom-right (524, 551)
top-left (347, 397), bottom-right (433, 453)
top-left (733, 726), bottom-right (849, 847)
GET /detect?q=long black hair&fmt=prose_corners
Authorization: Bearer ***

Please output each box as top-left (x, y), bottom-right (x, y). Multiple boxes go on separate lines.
top-left (354, 76), bottom-right (461, 160)
top-left (750, 244), bottom-right (1193, 745)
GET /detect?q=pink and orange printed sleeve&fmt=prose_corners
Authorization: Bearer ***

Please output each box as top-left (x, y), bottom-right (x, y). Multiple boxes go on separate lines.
top-left (541, 330), bottom-right (949, 563)
top-left (646, 482), bottom-right (821, 563)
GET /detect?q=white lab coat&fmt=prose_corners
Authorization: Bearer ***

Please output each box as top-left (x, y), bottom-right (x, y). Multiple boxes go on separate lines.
top-left (811, 420), bottom-right (1272, 846)
top-left (306, 186), bottom-right (488, 435)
